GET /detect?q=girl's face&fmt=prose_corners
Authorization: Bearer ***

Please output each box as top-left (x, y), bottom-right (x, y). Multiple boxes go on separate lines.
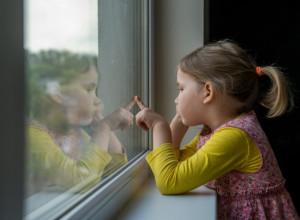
top-left (175, 68), bottom-right (205, 126)
top-left (60, 67), bottom-right (103, 126)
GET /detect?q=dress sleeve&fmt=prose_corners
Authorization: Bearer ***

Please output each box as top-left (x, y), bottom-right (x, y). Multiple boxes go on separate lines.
top-left (27, 126), bottom-right (112, 192)
top-left (146, 127), bottom-right (260, 195)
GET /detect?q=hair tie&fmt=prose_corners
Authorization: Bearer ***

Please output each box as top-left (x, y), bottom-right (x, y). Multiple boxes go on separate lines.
top-left (256, 67), bottom-right (263, 76)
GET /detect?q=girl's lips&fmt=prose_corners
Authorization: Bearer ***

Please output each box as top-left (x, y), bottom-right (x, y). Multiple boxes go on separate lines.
top-left (97, 103), bottom-right (105, 113)
top-left (93, 104), bottom-right (105, 119)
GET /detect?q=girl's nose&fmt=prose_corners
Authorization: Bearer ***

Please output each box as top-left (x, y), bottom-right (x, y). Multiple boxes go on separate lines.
top-left (174, 96), bottom-right (178, 104)
top-left (94, 97), bottom-right (102, 105)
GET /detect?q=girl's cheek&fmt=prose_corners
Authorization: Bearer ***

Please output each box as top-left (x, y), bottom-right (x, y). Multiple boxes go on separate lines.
top-left (71, 92), bottom-right (93, 115)
top-left (81, 96), bottom-right (94, 112)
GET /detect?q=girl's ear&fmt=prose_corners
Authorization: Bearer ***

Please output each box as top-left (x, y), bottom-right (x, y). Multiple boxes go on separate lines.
top-left (203, 82), bottom-right (215, 104)
top-left (50, 92), bottom-right (63, 104)
top-left (47, 81), bottom-right (62, 104)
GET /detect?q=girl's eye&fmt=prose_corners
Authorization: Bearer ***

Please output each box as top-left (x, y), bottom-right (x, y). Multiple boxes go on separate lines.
top-left (86, 88), bottom-right (94, 93)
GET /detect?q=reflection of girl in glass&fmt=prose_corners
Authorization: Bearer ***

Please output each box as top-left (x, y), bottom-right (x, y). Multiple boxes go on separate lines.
top-left (26, 51), bottom-right (134, 195)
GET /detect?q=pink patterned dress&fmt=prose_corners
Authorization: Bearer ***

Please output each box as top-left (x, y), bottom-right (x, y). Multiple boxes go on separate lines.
top-left (197, 111), bottom-right (299, 219)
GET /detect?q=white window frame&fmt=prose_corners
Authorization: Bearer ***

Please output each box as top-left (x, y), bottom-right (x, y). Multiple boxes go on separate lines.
top-left (60, 151), bottom-right (150, 220)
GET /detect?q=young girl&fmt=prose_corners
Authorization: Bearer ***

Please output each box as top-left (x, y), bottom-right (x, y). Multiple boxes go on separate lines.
top-left (26, 51), bottom-right (134, 195)
top-left (135, 40), bottom-right (299, 219)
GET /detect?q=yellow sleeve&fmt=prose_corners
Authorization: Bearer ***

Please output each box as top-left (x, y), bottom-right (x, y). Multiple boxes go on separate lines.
top-left (175, 134), bottom-right (199, 161)
top-left (146, 127), bottom-right (261, 195)
top-left (27, 126), bottom-right (112, 191)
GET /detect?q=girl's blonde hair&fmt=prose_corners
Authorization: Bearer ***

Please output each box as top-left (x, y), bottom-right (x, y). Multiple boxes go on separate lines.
top-left (179, 39), bottom-right (294, 118)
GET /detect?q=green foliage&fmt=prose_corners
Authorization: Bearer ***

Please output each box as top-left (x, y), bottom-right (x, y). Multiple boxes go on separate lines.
top-left (26, 50), bottom-right (97, 84)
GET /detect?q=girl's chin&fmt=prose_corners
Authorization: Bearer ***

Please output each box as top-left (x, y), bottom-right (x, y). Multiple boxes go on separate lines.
top-left (181, 118), bottom-right (188, 126)
top-left (181, 118), bottom-right (193, 127)
top-left (79, 117), bottom-right (93, 126)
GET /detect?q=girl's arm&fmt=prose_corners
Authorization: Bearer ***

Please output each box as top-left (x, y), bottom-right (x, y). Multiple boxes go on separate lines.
top-left (107, 132), bottom-right (124, 153)
top-left (146, 128), bottom-right (257, 195)
top-left (153, 120), bottom-right (172, 149)
top-left (90, 113), bottom-right (124, 153)
top-left (91, 99), bottom-right (135, 153)
top-left (107, 99), bottom-right (135, 153)
top-left (170, 113), bottom-right (189, 150)
top-left (91, 112), bottom-right (125, 153)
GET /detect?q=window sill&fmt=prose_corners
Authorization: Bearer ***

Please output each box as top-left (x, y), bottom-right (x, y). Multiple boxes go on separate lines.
top-left (57, 150), bottom-right (151, 220)
top-left (114, 177), bottom-right (217, 220)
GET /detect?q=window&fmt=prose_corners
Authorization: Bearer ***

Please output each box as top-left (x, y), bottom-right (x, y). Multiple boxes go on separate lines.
top-left (24, 0), bottom-right (151, 218)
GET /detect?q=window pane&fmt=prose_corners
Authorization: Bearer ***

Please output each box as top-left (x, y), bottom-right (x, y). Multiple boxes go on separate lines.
top-left (98, 0), bottom-right (149, 160)
top-left (24, 0), bottom-right (148, 217)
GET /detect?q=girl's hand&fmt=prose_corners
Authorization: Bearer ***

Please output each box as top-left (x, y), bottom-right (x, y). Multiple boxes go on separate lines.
top-left (92, 105), bottom-right (105, 123)
top-left (135, 96), bottom-right (172, 149)
top-left (170, 113), bottom-right (189, 150)
top-left (90, 103), bottom-right (105, 132)
top-left (171, 113), bottom-right (186, 127)
top-left (102, 99), bottom-right (135, 131)
top-left (135, 96), bottom-right (168, 131)
top-left (170, 112), bottom-right (189, 132)
top-left (91, 98), bottom-right (135, 132)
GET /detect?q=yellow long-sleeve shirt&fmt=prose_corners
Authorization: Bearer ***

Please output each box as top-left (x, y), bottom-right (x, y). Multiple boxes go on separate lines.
top-left (146, 127), bottom-right (262, 195)
top-left (26, 126), bottom-right (127, 195)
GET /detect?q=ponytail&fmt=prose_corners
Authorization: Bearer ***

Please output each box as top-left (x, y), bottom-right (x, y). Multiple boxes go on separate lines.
top-left (259, 66), bottom-right (294, 118)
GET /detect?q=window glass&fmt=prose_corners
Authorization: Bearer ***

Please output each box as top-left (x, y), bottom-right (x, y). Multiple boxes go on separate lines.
top-left (24, 0), bottom-right (148, 217)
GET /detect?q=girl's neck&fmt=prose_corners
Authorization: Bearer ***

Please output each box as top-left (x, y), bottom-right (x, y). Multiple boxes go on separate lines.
top-left (36, 115), bottom-right (80, 135)
top-left (205, 111), bottom-right (238, 132)
top-left (204, 95), bottom-right (242, 132)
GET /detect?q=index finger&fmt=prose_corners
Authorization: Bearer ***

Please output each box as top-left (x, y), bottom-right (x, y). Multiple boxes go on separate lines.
top-left (124, 97), bottom-right (136, 111)
top-left (135, 96), bottom-right (147, 110)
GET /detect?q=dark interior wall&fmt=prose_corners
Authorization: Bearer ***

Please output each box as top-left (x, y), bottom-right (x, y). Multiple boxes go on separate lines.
top-left (0, 0), bottom-right (25, 219)
top-left (209, 0), bottom-right (300, 211)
